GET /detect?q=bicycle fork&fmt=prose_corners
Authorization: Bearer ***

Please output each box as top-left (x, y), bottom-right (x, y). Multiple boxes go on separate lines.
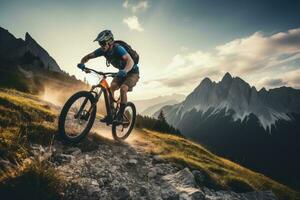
top-left (74, 92), bottom-right (98, 120)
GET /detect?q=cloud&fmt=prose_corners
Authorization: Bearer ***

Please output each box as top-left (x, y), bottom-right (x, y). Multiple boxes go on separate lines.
top-left (155, 28), bottom-right (300, 90)
top-left (215, 28), bottom-right (300, 73)
top-left (283, 69), bottom-right (300, 88)
top-left (256, 68), bottom-right (300, 89)
top-left (123, 0), bottom-right (148, 13)
top-left (123, 16), bottom-right (144, 32)
top-left (168, 54), bottom-right (186, 68)
top-left (258, 78), bottom-right (287, 88)
top-left (152, 67), bottom-right (221, 88)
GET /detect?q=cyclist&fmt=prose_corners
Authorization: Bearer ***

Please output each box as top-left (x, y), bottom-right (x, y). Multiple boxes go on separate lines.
top-left (78, 30), bottom-right (139, 124)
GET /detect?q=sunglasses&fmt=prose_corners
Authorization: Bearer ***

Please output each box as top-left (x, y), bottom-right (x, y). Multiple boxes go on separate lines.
top-left (98, 41), bottom-right (107, 47)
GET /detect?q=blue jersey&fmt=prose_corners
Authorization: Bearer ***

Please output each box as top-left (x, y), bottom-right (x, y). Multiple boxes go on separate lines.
top-left (93, 44), bottom-right (139, 73)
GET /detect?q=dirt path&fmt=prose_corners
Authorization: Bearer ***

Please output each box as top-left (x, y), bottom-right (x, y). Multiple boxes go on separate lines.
top-left (33, 117), bottom-right (276, 200)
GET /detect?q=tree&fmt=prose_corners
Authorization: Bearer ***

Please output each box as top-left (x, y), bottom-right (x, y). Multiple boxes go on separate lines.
top-left (136, 114), bottom-right (182, 136)
top-left (158, 110), bottom-right (166, 123)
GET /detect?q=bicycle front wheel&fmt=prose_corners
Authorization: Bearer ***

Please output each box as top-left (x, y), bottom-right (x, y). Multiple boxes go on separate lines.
top-left (112, 102), bottom-right (136, 141)
top-left (58, 91), bottom-right (97, 143)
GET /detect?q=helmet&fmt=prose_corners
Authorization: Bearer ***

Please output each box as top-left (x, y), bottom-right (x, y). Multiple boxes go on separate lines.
top-left (94, 30), bottom-right (114, 43)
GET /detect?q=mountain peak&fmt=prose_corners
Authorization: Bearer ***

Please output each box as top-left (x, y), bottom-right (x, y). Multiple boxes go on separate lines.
top-left (201, 77), bottom-right (212, 85)
top-left (195, 77), bottom-right (213, 91)
top-left (25, 32), bottom-right (32, 40)
top-left (220, 72), bottom-right (233, 87)
top-left (25, 32), bottom-right (36, 43)
top-left (222, 72), bottom-right (232, 81)
top-left (259, 87), bottom-right (267, 93)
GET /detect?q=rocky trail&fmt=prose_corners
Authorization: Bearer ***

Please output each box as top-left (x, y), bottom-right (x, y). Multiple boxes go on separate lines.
top-left (31, 120), bottom-right (277, 200)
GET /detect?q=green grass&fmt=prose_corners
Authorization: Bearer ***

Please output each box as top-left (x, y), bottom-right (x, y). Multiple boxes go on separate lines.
top-left (0, 89), bottom-right (64, 199)
top-left (137, 129), bottom-right (300, 200)
top-left (0, 159), bottom-right (65, 200)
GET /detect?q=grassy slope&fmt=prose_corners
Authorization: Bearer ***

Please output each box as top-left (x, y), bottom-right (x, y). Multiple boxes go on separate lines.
top-left (137, 129), bottom-right (300, 200)
top-left (0, 89), bottom-right (64, 200)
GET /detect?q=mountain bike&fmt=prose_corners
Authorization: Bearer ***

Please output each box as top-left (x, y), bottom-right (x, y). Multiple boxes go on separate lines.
top-left (58, 66), bottom-right (136, 142)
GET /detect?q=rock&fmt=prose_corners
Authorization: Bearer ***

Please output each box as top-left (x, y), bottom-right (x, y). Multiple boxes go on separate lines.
top-left (161, 189), bottom-right (179, 200)
top-left (72, 149), bottom-right (82, 156)
top-left (87, 180), bottom-right (100, 195)
top-left (61, 154), bottom-right (75, 161)
top-left (203, 189), bottom-right (278, 200)
top-left (192, 170), bottom-right (205, 186)
top-left (114, 186), bottom-right (131, 200)
top-left (110, 165), bottom-right (118, 173)
top-left (161, 168), bottom-right (205, 200)
top-left (242, 190), bottom-right (278, 200)
top-left (64, 147), bottom-right (82, 156)
top-left (98, 179), bottom-right (104, 188)
top-left (162, 168), bottom-right (197, 188)
top-left (85, 154), bottom-right (91, 161)
top-left (65, 147), bottom-right (81, 154)
top-left (128, 159), bottom-right (138, 165)
top-left (152, 155), bottom-right (165, 164)
top-left (139, 186), bottom-right (148, 196)
top-left (128, 154), bottom-right (138, 160)
top-left (148, 169), bottom-right (157, 179)
top-left (154, 166), bottom-right (164, 175)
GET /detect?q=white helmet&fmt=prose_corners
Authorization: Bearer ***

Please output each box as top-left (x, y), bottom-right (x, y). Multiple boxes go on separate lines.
top-left (94, 30), bottom-right (114, 44)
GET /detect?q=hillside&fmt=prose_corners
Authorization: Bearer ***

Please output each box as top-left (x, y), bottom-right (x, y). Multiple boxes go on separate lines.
top-left (0, 89), bottom-right (299, 200)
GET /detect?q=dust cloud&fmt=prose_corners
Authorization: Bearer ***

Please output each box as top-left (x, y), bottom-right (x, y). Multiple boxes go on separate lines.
top-left (37, 81), bottom-right (90, 107)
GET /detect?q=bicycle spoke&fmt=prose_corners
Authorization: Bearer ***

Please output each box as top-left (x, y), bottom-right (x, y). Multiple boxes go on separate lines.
top-left (64, 97), bottom-right (92, 138)
top-left (113, 105), bottom-right (134, 139)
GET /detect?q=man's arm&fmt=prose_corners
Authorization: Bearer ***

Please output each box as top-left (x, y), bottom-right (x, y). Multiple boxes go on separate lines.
top-left (122, 53), bottom-right (134, 73)
top-left (80, 52), bottom-right (97, 64)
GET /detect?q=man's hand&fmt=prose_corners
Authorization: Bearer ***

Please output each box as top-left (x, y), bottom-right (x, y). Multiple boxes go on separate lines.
top-left (77, 63), bottom-right (86, 70)
top-left (116, 69), bottom-right (127, 78)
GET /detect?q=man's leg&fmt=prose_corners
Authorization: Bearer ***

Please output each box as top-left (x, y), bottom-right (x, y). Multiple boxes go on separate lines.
top-left (114, 84), bottom-right (128, 123)
top-left (100, 81), bottom-right (120, 123)
top-left (113, 73), bottom-right (139, 124)
top-left (110, 81), bottom-right (120, 100)
top-left (120, 84), bottom-right (129, 104)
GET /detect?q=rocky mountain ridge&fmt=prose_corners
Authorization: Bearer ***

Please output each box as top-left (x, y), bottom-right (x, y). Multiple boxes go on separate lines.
top-left (159, 73), bottom-right (300, 132)
top-left (0, 26), bottom-right (61, 72)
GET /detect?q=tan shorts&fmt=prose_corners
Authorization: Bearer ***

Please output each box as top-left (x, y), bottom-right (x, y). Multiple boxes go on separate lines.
top-left (111, 73), bottom-right (140, 91)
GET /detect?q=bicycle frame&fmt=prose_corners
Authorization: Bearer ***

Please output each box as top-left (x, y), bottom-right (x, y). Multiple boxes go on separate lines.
top-left (90, 76), bottom-right (120, 119)
top-left (74, 67), bottom-right (119, 122)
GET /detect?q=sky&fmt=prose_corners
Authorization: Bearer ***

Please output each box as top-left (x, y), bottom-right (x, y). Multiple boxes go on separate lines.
top-left (1, 0), bottom-right (300, 100)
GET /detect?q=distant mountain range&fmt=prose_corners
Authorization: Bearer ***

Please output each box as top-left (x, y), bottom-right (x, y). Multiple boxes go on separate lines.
top-left (156, 73), bottom-right (300, 190)
top-left (141, 99), bottom-right (179, 116)
top-left (134, 93), bottom-right (185, 114)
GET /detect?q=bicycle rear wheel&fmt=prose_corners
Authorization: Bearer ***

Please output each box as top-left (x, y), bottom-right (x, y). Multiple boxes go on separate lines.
top-left (112, 102), bottom-right (136, 141)
top-left (58, 91), bottom-right (96, 143)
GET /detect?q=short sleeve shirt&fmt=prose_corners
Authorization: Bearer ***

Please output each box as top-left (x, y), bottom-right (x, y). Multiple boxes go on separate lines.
top-left (93, 45), bottom-right (128, 70)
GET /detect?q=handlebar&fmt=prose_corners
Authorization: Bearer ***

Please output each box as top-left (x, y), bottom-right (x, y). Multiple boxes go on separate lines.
top-left (83, 66), bottom-right (117, 77)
